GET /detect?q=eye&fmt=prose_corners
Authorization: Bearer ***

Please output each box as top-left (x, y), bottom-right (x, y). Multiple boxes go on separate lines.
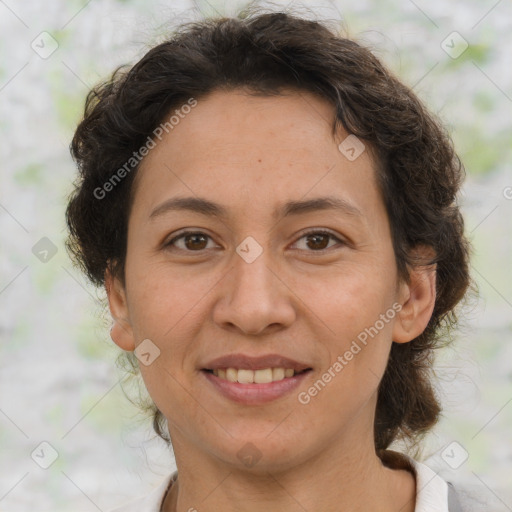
top-left (292, 230), bottom-right (345, 252)
top-left (165, 231), bottom-right (218, 252)
top-left (164, 229), bottom-right (345, 253)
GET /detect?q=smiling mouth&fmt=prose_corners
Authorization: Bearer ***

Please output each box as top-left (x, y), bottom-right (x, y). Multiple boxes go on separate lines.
top-left (202, 367), bottom-right (312, 384)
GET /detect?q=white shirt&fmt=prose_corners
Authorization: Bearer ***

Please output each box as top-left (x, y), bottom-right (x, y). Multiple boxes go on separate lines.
top-left (109, 457), bottom-right (459, 512)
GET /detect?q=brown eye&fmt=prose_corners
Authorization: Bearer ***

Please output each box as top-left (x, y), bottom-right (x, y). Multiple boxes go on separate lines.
top-left (166, 231), bottom-right (214, 251)
top-left (293, 230), bottom-right (344, 252)
top-left (305, 233), bottom-right (330, 250)
top-left (183, 233), bottom-right (208, 250)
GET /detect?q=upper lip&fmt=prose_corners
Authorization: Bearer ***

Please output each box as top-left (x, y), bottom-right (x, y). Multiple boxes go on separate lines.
top-left (203, 353), bottom-right (312, 372)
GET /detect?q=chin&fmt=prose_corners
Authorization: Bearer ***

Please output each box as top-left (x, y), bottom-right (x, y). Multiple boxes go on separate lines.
top-left (209, 433), bottom-right (309, 474)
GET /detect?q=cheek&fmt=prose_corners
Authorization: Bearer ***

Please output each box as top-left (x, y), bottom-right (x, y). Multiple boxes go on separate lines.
top-left (317, 265), bottom-right (396, 332)
top-left (312, 268), bottom-right (397, 391)
top-left (125, 255), bottom-right (207, 337)
top-left (124, 259), bottom-right (219, 407)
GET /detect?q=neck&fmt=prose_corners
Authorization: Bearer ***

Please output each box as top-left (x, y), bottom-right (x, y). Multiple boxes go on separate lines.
top-left (162, 436), bottom-right (416, 512)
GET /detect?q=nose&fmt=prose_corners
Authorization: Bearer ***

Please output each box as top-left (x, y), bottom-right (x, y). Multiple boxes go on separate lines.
top-left (212, 248), bottom-right (296, 336)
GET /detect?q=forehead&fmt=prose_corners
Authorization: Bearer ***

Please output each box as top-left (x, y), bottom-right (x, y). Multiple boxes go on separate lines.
top-left (130, 89), bottom-right (382, 222)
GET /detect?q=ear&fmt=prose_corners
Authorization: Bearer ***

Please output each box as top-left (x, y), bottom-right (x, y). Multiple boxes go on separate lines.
top-left (105, 266), bottom-right (136, 351)
top-left (392, 246), bottom-right (437, 344)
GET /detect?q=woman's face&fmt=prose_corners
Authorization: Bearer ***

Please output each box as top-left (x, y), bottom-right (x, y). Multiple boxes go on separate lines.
top-left (108, 89), bottom-right (429, 473)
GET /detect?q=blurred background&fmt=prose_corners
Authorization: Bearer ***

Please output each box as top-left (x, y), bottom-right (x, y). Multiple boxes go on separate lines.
top-left (0, 0), bottom-right (511, 510)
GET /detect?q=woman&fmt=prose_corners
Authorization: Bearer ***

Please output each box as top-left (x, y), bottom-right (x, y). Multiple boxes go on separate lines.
top-left (66, 10), bottom-right (476, 512)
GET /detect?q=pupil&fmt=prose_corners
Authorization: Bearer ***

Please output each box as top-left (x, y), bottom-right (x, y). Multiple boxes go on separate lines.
top-left (308, 234), bottom-right (328, 250)
top-left (186, 234), bottom-right (207, 250)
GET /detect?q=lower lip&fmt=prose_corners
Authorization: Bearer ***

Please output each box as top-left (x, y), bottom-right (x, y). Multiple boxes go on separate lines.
top-left (201, 370), bottom-right (312, 405)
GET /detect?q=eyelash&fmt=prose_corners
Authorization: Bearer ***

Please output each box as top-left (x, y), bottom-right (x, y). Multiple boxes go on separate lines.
top-left (164, 229), bottom-right (345, 254)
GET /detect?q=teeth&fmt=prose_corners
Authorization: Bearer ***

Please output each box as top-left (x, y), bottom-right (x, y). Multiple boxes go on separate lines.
top-left (254, 368), bottom-right (273, 383)
top-left (273, 368), bottom-right (285, 381)
top-left (237, 369), bottom-right (254, 384)
top-left (226, 368), bottom-right (238, 382)
top-left (212, 367), bottom-right (301, 383)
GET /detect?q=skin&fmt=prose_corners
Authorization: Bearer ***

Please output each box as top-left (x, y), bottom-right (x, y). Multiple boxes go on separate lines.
top-left (106, 88), bottom-right (436, 512)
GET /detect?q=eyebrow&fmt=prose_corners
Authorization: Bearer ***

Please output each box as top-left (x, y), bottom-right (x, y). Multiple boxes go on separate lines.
top-left (149, 195), bottom-right (362, 221)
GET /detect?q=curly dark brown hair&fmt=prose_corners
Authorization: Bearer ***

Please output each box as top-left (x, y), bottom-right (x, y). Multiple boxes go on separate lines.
top-left (65, 9), bottom-right (471, 458)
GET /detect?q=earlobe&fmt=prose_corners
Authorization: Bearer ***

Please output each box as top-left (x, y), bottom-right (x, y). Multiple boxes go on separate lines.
top-left (392, 248), bottom-right (437, 344)
top-left (105, 268), bottom-right (136, 352)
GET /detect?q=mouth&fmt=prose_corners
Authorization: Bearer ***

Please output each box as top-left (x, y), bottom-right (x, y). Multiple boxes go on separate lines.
top-left (201, 367), bottom-right (312, 384)
top-left (200, 353), bottom-right (313, 404)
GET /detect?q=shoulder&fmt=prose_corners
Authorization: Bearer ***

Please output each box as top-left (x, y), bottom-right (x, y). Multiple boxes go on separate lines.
top-left (380, 450), bottom-right (450, 511)
top-left (108, 472), bottom-right (177, 512)
top-left (408, 456), bottom-right (451, 511)
top-left (385, 451), bottom-right (502, 512)
top-left (409, 456), bottom-right (506, 511)
top-left (447, 481), bottom-right (505, 512)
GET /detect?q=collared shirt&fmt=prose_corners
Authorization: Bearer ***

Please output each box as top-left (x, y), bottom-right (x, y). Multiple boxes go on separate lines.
top-left (109, 456), bottom-right (465, 512)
